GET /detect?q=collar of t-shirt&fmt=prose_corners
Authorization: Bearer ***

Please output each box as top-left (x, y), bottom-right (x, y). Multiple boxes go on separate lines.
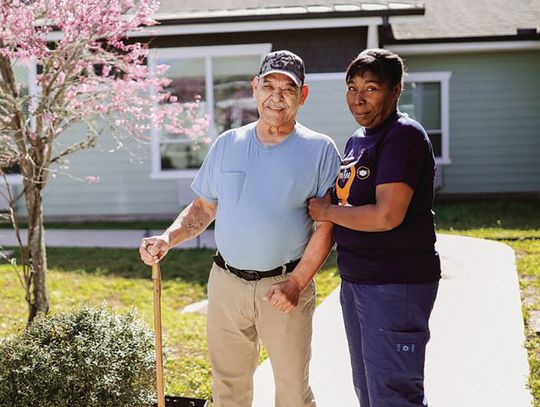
top-left (253, 123), bottom-right (299, 149)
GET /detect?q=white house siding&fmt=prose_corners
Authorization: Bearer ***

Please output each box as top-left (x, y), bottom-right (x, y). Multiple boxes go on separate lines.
top-left (17, 77), bottom-right (355, 219)
top-left (403, 50), bottom-right (540, 194)
top-left (297, 77), bottom-right (358, 154)
top-left (19, 50), bottom-right (539, 219)
top-left (32, 125), bottom-right (182, 218)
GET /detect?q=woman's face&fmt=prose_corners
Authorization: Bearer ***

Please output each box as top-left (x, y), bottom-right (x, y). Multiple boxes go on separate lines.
top-left (346, 70), bottom-right (401, 129)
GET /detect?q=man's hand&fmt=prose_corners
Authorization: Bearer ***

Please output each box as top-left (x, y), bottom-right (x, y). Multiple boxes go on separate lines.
top-left (308, 191), bottom-right (332, 221)
top-left (139, 236), bottom-right (170, 266)
top-left (263, 278), bottom-right (303, 314)
top-left (138, 197), bottom-right (217, 267)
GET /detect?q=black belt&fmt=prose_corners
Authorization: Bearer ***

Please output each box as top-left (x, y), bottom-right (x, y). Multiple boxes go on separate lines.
top-left (213, 252), bottom-right (300, 281)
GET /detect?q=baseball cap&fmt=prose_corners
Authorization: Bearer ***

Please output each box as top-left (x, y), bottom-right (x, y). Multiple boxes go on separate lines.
top-left (258, 50), bottom-right (305, 86)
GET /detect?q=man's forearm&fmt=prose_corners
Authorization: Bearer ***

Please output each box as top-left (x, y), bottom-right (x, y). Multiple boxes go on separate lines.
top-left (289, 221), bottom-right (334, 292)
top-left (161, 199), bottom-right (216, 248)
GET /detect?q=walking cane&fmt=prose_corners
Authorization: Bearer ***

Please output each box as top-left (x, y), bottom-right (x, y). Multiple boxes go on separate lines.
top-left (152, 263), bottom-right (166, 407)
top-left (151, 262), bottom-right (210, 407)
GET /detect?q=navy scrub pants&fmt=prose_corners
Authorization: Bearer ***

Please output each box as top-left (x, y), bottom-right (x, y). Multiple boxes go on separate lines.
top-left (340, 279), bottom-right (439, 407)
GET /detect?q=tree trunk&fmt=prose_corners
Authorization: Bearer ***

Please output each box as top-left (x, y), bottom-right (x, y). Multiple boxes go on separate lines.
top-left (25, 185), bottom-right (49, 324)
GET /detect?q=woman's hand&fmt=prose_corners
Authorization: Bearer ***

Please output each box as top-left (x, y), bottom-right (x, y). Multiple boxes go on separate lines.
top-left (308, 191), bottom-right (332, 221)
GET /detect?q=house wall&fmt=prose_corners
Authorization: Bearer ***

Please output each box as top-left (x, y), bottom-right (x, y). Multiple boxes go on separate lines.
top-left (31, 44), bottom-right (540, 218)
top-left (32, 29), bottom-right (368, 218)
top-left (140, 26), bottom-right (368, 74)
top-left (403, 50), bottom-right (540, 194)
top-left (28, 126), bottom-right (181, 218)
top-left (36, 76), bottom-right (356, 218)
top-left (297, 76), bottom-right (357, 153)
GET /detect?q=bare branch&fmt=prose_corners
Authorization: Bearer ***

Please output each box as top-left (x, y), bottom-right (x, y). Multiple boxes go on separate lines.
top-left (50, 125), bottom-right (101, 163)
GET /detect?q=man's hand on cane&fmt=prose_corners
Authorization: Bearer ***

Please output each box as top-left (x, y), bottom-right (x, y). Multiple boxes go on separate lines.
top-left (139, 236), bottom-right (170, 265)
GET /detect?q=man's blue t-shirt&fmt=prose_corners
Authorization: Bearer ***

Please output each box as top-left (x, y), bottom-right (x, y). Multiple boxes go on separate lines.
top-left (192, 122), bottom-right (340, 270)
top-left (334, 110), bottom-right (441, 283)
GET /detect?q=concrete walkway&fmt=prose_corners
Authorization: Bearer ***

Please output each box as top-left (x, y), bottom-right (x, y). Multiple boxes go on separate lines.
top-left (0, 228), bottom-right (216, 249)
top-left (0, 229), bottom-right (532, 406)
top-left (253, 235), bottom-right (532, 407)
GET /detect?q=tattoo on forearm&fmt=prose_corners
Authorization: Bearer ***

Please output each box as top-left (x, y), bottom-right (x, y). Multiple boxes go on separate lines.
top-left (185, 218), bottom-right (205, 237)
top-left (167, 202), bottom-right (214, 246)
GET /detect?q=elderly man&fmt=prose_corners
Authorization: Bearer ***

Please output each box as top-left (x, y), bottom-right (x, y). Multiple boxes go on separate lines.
top-left (140, 50), bottom-right (340, 407)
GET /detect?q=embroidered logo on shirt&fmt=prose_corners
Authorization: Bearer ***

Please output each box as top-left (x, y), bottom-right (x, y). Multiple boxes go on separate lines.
top-left (356, 166), bottom-right (370, 180)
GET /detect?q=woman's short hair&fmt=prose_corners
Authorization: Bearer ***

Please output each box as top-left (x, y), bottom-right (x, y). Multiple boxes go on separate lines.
top-left (346, 48), bottom-right (405, 88)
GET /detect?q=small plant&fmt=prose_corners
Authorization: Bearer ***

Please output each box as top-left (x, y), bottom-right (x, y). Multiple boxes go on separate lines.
top-left (0, 307), bottom-right (157, 407)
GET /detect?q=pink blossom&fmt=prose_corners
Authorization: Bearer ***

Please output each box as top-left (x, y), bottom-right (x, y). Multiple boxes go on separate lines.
top-left (155, 64), bottom-right (169, 75)
top-left (85, 176), bottom-right (100, 184)
top-left (0, 0), bottom-right (209, 174)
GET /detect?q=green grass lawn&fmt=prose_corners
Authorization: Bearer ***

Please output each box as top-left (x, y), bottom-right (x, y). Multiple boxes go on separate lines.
top-left (0, 247), bottom-right (339, 400)
top-left (0, 199), bottom-right (538, 403)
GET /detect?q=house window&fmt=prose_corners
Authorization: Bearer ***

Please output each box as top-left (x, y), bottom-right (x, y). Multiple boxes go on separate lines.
top-left (148, 44), bottom-right (271, 178)
top-left (399, 72), bottom-right (451, 164)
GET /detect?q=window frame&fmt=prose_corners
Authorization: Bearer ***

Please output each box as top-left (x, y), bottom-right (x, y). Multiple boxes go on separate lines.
top-left (148, 44), bottom-right (272, 179)
top-left (403, 71), bottom-right (452, 165)
top-left (303, 71), bottom-right (452, 165)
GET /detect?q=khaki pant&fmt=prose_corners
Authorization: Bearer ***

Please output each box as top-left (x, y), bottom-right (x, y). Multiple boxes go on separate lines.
top-left (207, 263), bottom-right (317, 407)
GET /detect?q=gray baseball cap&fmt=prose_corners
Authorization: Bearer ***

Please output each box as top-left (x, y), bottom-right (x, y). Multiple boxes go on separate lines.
top-left (258, 50), bottom-right (305, 86)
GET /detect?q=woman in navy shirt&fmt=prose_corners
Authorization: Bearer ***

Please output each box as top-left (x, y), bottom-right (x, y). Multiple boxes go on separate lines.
top-left (309, 49), bottom-right (441, 407)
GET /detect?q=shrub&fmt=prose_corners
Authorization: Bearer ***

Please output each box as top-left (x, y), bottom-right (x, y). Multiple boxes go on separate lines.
top-left (0, 307), bottom-right (157, 407)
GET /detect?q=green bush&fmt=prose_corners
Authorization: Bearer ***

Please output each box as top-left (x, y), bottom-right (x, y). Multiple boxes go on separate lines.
top-left (0, 307), bottom-right (157, 407)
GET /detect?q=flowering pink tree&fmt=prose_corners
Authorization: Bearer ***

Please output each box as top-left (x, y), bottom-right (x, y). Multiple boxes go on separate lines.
top-left (0, 0), bottom-right (208, 323)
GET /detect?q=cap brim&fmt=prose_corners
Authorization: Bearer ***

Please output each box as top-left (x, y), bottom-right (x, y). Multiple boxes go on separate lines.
top-left (259, 70), bottom-right (302, 86)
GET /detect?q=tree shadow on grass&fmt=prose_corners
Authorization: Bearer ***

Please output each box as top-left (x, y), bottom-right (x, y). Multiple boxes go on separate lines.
top-left (46, 247), bottom-right (214, 286)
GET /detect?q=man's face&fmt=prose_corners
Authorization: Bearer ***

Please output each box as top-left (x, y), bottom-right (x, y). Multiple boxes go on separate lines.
top-left (346, 70), bottom-right (401, 129)
top-left (252, 73), bottom-right (308, 129)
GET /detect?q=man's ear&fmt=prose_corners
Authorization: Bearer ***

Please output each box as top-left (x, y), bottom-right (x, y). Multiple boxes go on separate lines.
top-left (299, 85), bottom-right (309, 106)
top-left (252, 76), bottom-right (259, 96)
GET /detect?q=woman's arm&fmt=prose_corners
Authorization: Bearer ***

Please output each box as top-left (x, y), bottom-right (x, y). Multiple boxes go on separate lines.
top-left (308, 182), bottom-right (413, 232)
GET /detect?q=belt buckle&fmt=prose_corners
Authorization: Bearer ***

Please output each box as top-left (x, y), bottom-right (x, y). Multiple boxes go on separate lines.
top-left (281, 264), bottom-right (287, 275)
top-left (252, 270), bottom-right (261, 280)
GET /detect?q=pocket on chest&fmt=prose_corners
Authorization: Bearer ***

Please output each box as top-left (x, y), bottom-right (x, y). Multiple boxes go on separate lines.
top-left (219, 171), bottom-right (245, 205)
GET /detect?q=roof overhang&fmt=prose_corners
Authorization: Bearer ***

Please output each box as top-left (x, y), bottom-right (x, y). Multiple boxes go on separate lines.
top-left (153, 3), bottom-right (424, 25)
top-left (45, 3), bottom-right (426, 42)
top-left (128, 3), bottom-right (425, 38)
top-left (386, 37), bottom-right (540, 55)
top-left (125, 14), bottom-right (424, 38)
